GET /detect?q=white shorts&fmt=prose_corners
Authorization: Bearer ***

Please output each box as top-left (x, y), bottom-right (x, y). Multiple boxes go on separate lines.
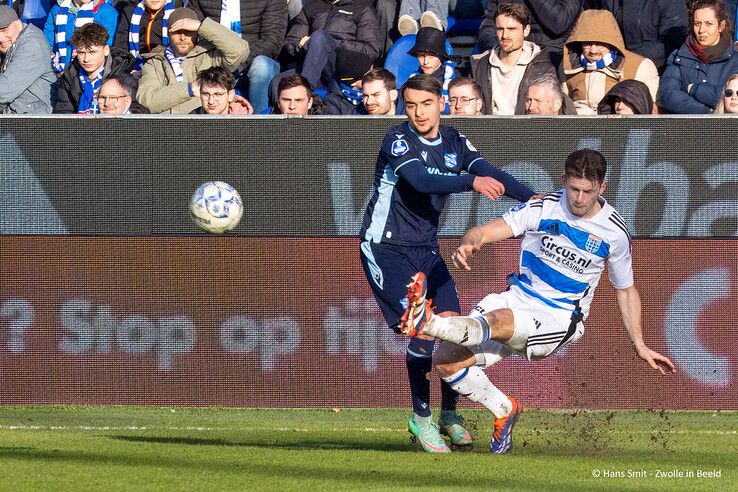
top-left (468, 286), bottom-right (584, 368)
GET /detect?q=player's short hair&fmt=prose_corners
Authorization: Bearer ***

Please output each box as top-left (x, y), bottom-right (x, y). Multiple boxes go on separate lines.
top-left (71, 23), bottom-right (109, 49)
top-left (495, 2), bottom-right (531, 27)
top-left (448, 77), bottom-right (482, 99)
top-left (278, 73), bottom-right (313, 97)
top-left (362, 67), bottom-right (396, 91)
top-left (564, 149), bottom-right (607, 184)
top-left (196, 66), bottom-right (235, 91)
top-left (401, 74), bottom-right (442, 99)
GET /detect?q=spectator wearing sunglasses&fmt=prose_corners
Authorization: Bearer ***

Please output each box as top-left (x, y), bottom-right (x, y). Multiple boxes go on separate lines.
top-left (715, 73), bottom-right (738, 113)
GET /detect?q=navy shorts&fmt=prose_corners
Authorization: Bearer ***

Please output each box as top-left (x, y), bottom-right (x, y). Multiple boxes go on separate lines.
top-left (360, 240), bottom-right (461, 331)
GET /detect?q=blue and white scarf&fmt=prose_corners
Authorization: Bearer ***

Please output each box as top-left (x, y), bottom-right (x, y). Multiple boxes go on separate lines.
top-left (53, 0), bottom-right (98, 74)
top-left (77, 69), bottom-right (104, 113)
top-left (410, 59), bottom-right (455, 113)
top-left (164, 46), bottom-right (184, 82)
top-left (220, 0), bottom-right (240, 35)
top-left (339, 82), bottom-right (363, 106)
top-left (128, 0), bottom-right (174, 69)
top-left (580, 51), bottom-right (617, 71)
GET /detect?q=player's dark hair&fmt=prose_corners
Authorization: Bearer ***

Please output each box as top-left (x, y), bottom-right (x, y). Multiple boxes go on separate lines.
top-left (278, 73), bottom-right (313, 96)
top-left (448, 77), bottom-right (482, 99)
top-left (196, 66), bottom-right (235, 91)
top-left (362, 67), bottom-right (396, 91)
top-left (564, 149), bottom-right (607, 184)
top-left (401, 74), bottom-right (442, 99)
top-left (71, 23), bottom-right (109, 49)
top-left (495, 2), bottom-right (531, 27)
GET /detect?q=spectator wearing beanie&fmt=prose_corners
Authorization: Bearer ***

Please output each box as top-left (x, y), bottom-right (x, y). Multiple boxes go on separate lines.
top-left (323, 50), bottom-right (375, 114)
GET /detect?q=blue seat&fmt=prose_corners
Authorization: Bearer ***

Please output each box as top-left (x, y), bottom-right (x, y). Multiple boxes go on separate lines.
top-left (384, 35), bottom-right (455, 90)
top-left (446, 16), bottom-right (482, 38)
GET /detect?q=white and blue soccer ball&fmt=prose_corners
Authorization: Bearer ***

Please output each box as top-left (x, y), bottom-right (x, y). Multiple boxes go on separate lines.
top-left (189, 181), bottom-right (243, 234)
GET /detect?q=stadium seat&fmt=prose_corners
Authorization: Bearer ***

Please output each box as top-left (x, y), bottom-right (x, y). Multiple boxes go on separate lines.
top-left (445, 16), bottom-right (482, 38)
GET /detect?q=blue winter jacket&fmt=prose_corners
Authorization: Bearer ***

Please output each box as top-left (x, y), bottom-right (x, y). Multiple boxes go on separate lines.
top-left (657, 40), bottom-right (738, 114)
top-left (43, 0), bottom-right (118, 69)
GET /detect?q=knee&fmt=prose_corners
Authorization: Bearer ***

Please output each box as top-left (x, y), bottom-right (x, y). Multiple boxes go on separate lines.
top-left (484, 309), bottom-right (514, 341)
top-left (247, 56), bottom-right (279, 80)
top-left (308, 29), bottom-right (334, 48)
top-left (406, 336), bottom-right (435, 360)
top-left (433, 342), bottom-right (475, 378)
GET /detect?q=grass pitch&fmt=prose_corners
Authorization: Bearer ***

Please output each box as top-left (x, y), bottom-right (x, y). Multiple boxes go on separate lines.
top-left (0, 407), bottom-right (734, 491)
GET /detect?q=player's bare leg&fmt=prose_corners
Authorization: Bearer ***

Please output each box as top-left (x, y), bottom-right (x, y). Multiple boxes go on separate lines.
top-left (429, 318), bottom-right (473, 449)
top-left (401, 273), bottom-right (522, 454)
top-left (401, 272), bottom-right (515, 346)
top-left (433, 341), bottom-right (523, 454)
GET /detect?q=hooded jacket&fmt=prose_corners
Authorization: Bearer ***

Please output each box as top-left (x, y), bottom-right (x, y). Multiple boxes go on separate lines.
top-left (284, 0), bottom-right (381, 61)
top-left (0, 23), bottom-right (56, 114)
top-left (562, 9), bottom-right (659, 114)
top-left (471, 40), bottom-right (557, 115)
top-left (597, 79), bottom-right (654, 114)
top-left (54, 46), bottom-right (136, 113)
top-left (136, 18), bottom-right (250, 114)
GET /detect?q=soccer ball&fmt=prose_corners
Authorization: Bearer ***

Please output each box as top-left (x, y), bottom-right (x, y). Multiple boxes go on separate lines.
top-left (189, 181), bottom-right (243, 234)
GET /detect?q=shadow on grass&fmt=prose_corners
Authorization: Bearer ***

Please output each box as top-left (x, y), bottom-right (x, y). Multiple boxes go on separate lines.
top-left (110, 434), bottom-right (413, 452)
top-left (0, 445), bottom-right (599, 491)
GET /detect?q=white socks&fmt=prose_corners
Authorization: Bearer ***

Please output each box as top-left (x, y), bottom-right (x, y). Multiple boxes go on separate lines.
top-left (442, 366), bottom-right (512, 418)
top-left (423, 315), bottom-right (491, 347)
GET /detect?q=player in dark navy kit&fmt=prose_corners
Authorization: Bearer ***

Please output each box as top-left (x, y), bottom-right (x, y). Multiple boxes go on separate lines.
top-left (359, 74), bottom-right (536, 453)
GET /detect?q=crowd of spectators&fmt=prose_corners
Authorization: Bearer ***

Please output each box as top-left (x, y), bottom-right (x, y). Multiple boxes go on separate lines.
top-left (1, 0), bottom-right (737, 116)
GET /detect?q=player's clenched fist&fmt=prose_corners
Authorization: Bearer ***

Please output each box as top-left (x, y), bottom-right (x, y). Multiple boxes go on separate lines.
top-left (472, 176), bottom-right (505, 201)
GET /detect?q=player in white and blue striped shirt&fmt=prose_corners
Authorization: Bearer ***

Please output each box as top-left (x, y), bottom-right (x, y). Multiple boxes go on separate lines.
top-left (399, 149), bottom-right (676, 454)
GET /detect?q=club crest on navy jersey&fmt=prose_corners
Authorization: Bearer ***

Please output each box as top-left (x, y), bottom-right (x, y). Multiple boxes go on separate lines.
top-left (443, 152), bottom-right (458, 169)
top-left (392, 139), bottom-right (409, 156)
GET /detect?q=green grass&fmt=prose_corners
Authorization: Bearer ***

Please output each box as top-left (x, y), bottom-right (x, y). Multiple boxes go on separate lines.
top-left (0, 407), bottom-right (735, 491)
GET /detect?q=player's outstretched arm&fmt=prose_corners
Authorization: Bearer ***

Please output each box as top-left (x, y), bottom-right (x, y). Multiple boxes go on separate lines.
top-left (395, 160), bottom-right (477, 194)
top-left (468, 161), bottom-right (536, 202)
top-left (452, 218), bottom-right (514, 270)
top-left (615, 285), bottom-right (676, 375)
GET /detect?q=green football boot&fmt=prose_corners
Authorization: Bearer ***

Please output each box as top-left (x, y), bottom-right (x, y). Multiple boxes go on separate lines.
top-left (439, 411), bottom-right (473, 447)
top-left (408, 414), bottom-right (451, 453)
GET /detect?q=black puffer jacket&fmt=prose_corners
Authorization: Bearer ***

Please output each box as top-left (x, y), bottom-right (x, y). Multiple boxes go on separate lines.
top-left (597, 79), bottom-right (654, 114)
top-left (600, 0), bottom-right (688, 72)
top-left (188, 0), bottom-right (287, 65)
top-left (479, 0), bottom-right (583, 66)
top-left (284, 0), bottom-right (381, 61)
top-left (54, 48), bottom-right (136, 113)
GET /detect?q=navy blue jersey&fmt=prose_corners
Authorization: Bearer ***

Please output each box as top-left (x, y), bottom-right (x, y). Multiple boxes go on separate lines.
top-left (360, 122), bottom-right (534, 247)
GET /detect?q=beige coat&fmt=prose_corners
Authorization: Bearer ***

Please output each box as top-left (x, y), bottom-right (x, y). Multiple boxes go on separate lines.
top-left (562, 10), bottom-right (659, 115)
top-left (137, 18), bottom-right (249, 114)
